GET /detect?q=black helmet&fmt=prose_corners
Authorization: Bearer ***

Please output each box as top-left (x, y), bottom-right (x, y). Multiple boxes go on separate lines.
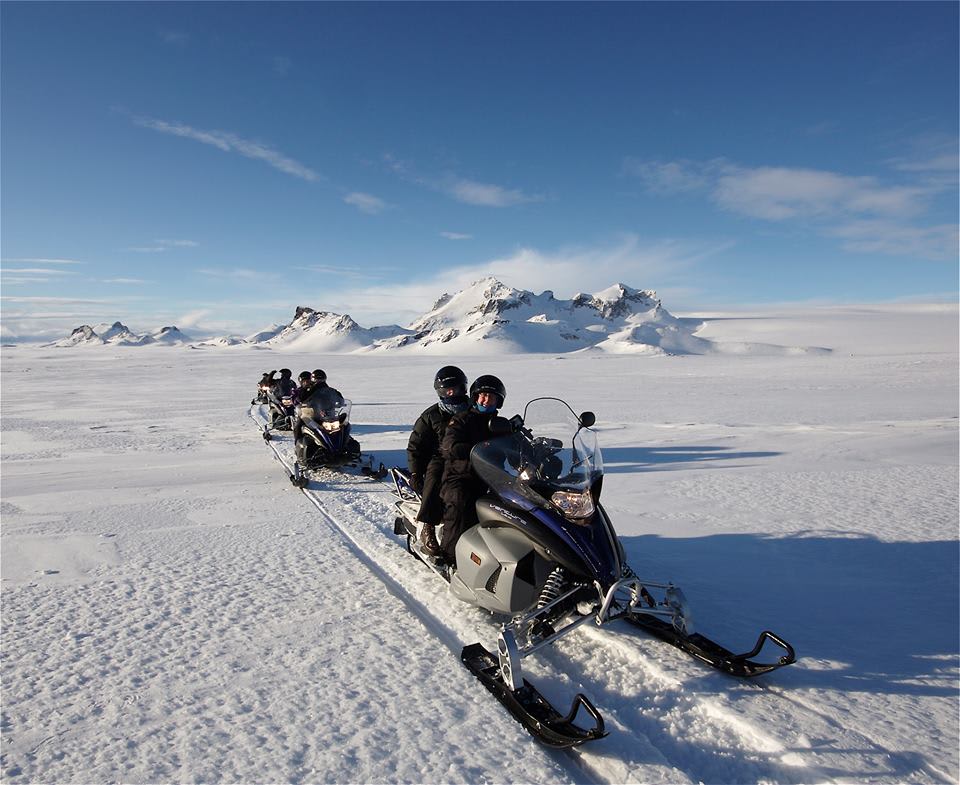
top-left (298, 371), bottom-right (312, 382)
top-left (312, 369), bottom-right (326, 384)
top-left (433, 365), bottom-right (467, 399)
top-left (279, 368), bottom-right (292, 378)
top-left (469, 374), bottom-right (505, 409)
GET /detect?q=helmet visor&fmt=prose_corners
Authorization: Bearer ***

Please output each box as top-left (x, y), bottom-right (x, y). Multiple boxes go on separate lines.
top-left (438, 384), bottom-right (467, 399)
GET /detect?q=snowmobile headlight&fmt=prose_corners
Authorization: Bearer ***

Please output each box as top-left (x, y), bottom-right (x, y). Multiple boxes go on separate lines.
top-left (551, 490), bottom-right (594, 522)
top-left (320, 419), bottom-right (341, 432)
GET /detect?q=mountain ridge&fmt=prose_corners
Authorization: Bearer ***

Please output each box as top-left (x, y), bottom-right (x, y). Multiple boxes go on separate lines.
top-left (47, 278), bottom-right (828, 356)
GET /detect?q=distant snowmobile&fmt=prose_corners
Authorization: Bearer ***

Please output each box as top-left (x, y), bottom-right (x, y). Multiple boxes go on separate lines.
top-left (251, 375), bottom-right (274, 406)
top-left (391, 397), bottom-right (796, 748)
top-left (265, 383), bottom-right (296, 431)
top-left (289, 398), bottom-right (362, 486)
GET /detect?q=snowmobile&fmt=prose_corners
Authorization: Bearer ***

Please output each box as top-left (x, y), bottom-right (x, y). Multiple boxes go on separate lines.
top-left (288, 398), bottom-right (362, 487)
top-left (390, 397), bottom-right (796, 748)
top-left (251, 377), bottom-right (274, 406)
top-left (265, 384), bottom-right (296, 431)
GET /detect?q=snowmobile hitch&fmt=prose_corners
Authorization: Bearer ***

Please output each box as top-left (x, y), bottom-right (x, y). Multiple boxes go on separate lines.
top-left (461, 643), bottom-right (607, 748)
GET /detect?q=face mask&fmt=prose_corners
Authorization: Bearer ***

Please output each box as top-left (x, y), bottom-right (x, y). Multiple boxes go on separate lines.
top-left (439, 398), bottom-right (469, 414)
top-left (474, 402), bottom-right (497, 414)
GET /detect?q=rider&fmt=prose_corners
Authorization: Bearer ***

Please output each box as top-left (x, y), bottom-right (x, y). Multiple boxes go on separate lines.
top-left (438, 374), bottom-right (506, 564)
top-left (407, 366), bottom-right (471, 557)
top-left (294, 368), bottom-right (345, 437)
top-left (270, 368), bottom-right (297, 398)
top-left (305, 369), bottom-right (344, 412)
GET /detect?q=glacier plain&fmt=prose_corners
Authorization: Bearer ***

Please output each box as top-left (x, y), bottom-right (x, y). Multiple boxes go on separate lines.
top-left (1, 303), bottom-right (957, 784)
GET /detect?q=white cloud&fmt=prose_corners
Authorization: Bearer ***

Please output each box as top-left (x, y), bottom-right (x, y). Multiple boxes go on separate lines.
top-left (175, 309), bottom-right (211, 328)
top-left (625, 156), bottom-right (956, 260)
top-left (383, 154), bottom-right (540, 208)
top-left (440, 232), bottom-right (473, 241)
top-left (445, 178), bottom-right (538, 207)
top-left (343, 192), bottom-right (388, 214)
top-left (1, 266), bottom-right (79, 284)
top-left (159, 30), bottom-right (189, 47)
top-left (828, 220), bottom-right (959, 261)
top-left (133, 115), bottom-right (321, 182)
top-left (621, 158), bottom-right (711, 193)
top-left (1, 258), bottom-right (83, 265)
top-left (1, 267), bottom-right (78, 275)
top-left (713, 166), bottom-right (927, 220)
top-left (197, 268), bottom-right (264, 281)
top-left (102, 278), bottom-right (150, 284)
top-left (126, 239), bottom-right (198, 253)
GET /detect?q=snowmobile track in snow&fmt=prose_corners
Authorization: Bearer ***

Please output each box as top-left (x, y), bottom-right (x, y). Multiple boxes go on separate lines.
top-left (248, 405), bottom-right (943, 784)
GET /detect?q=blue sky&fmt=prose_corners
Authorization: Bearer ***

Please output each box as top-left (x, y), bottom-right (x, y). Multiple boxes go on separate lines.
top-left (2, 1), bottom-right (957, 340)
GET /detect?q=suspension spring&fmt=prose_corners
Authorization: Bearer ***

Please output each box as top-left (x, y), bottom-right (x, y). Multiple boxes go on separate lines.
top-left (537, 566), bottom-right (566, 609)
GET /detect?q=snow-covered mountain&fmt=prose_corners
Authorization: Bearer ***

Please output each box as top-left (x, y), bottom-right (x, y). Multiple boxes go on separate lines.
top-left (48, 278), bottom-right (826, 355)
top-left (48, 322), bottom-right (191, 347)
top-left (251, 306), bottom-right (409, 352)
top-left (370, 277), bottom-right (700, 355)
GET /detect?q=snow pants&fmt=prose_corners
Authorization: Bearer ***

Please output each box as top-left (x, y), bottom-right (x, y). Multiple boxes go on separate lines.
top-left (438, 475), bottom-right (483, 561)
top-left (415, 457), bottom-right (445, 525)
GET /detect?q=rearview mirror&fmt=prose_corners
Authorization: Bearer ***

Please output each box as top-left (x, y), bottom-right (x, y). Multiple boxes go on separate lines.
top-left (579, 411), bottom-right (596, 428)
top-left (488, 416), bottom-right (513, 436)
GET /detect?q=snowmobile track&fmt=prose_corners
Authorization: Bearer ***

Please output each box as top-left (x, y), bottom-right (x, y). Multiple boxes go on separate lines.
top-left (248, 406), bottom-right (941, 784)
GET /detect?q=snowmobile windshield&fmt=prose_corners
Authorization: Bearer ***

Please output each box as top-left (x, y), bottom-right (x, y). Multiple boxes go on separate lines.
top-left (471, 397), bottom-right (602, 514)
top-left (300, 396), bottom-right (351, 425)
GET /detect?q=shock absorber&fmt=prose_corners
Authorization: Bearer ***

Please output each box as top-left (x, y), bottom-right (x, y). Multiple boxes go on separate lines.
top-left (537, 566), bottom-right (566, 609)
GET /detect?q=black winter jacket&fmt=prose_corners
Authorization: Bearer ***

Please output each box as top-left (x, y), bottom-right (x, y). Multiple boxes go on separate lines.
top-left (407, 403), bottom-right (456, 477)
top-left (440, 409), bottom-right (497, 485)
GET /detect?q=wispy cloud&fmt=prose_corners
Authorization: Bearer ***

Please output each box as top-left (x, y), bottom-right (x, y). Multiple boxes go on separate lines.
top-left (343, 192), bottom-right (388, 214)
top-left (159, 30), bottom-right (189, 47)
top-left (126, 239), bottom-right (198, 253)
top-left (102, 278), bottom-right (151, 284)
top-left (198, 267), bottom-right (271, 282)
top-left (1, 265), bottom-right (80, 285)
top-left (175, 309), bottom-right (212, 328)
top-left (827, 221), bottom-right (958, 261)
top-left (440, 232), bottom-right (473, 241)
top-left (132, 115), bottom-right (322, 182)
top-left (444, 178), bottom-right (538, 207)
top-left (624, 155), bottom-right (957, 260)
top-left (383, 154), bottom-right (541, 208)
top-left (1, 258), bottom-right (84, 265)
top-left (293, 264), bottom-right (396, 280)
top-left (713, 166), bottom-right (928, 220)
top-left (1, 267), bottom-right (79, 276)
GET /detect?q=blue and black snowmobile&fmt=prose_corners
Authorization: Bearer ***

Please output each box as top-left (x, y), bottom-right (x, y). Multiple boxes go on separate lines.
top-left (391, 397), bottom-right (796, 748)
top-left (288, 396), bottom-right (362, 487)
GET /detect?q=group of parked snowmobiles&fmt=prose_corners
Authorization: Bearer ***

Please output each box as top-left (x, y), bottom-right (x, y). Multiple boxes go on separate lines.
top-left (251, 364), bottom-right (797, 748)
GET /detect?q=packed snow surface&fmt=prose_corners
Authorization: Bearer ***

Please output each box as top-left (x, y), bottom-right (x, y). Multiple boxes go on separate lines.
top-left (2, 303), bottom-right (957, 784)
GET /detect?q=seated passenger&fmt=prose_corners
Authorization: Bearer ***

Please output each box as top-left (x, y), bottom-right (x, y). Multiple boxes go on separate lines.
top-left (407, 366), bottom-right (470, 558)
top-left (438, 374), bottom-right (506, 563)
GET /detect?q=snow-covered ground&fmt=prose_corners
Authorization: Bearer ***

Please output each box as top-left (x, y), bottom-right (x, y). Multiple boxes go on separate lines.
top-left (2, 303), bottom-right (957, 784)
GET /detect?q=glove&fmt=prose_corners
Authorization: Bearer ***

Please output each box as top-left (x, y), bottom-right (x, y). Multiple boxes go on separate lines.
top-left (409, 473), bottom-right (424, 494)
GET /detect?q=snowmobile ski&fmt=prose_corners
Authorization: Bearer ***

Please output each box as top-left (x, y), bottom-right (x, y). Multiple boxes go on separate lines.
top-left (461, 643), bottom-right (607, 748)
top-left (624, 613), bottom-right (795, 677)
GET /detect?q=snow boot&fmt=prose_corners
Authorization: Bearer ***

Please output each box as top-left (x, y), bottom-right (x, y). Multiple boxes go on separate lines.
top-left (419, 523), bottom-right (442, 558)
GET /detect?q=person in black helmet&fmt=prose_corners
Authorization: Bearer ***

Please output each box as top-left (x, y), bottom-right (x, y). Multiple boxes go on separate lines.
top-left (406, 366), bottom-right (470, 557)
top-left (268, 368), bottom-right (297, 398)
top-left (438, 374), bottom-right (506, 563)
top-left (298, 368), bottom-right (344, 413)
